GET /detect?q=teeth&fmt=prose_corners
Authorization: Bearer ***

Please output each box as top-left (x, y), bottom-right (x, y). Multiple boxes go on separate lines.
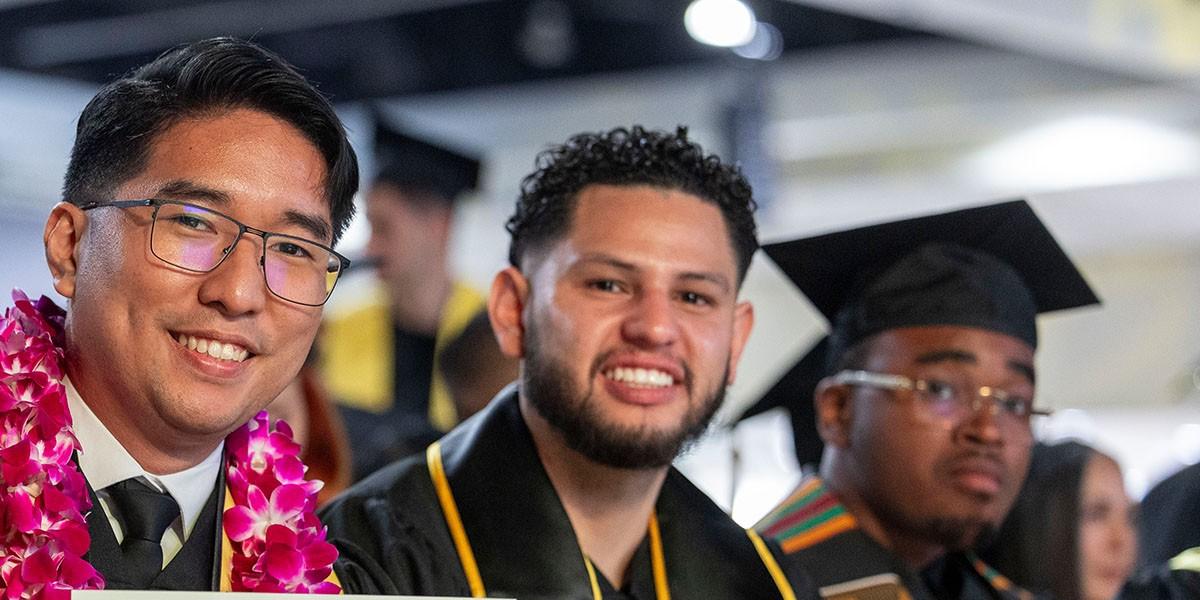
top-left (175, 334), bottom-right (250, 363)
top-left (605, 367), bottom-right (675, 388)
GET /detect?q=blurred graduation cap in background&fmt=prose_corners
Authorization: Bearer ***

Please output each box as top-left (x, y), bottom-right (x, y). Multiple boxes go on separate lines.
top-left (739, 199), bottom-right (1100, 468)
top-left (372, 109), bottom-right (481, 204)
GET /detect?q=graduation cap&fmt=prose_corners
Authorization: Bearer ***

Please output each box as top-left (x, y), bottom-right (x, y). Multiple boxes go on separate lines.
top-left (372, 113), bottom-right (481, 204)
top-left (740, 200), bottom-right (1100, 465)
top-left (739, 337), bottom-right (829, 469)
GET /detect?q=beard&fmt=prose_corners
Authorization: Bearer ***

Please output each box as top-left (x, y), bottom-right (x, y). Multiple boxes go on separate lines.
top-left (869, 494), bottom-right (999, 552)
top-left (521, 320), bottom-right (727, 470)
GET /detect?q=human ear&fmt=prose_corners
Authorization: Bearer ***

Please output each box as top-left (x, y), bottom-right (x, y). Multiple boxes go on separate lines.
top-left (488, 266), bottom-right (530, 359)
top-left (814, 377), bottom-right (854, 448)
top-left (724, 301), bottom-right (755, 385)
top-left (43, 202), bottom-right (87, 299)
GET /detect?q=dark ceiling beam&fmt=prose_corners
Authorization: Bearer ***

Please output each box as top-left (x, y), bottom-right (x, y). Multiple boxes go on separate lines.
top-left (16, 0), bottom-right (500, 68)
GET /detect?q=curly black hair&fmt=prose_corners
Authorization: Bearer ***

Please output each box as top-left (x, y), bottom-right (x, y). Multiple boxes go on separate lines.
top-left (506, 125), bottom-right (758, 284)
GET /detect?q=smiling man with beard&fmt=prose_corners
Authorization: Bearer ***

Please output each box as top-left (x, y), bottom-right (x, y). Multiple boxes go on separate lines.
top-left (321, 126), bottom-right (809, 599)
top-left (754, 201), bottom-right (1099, 600)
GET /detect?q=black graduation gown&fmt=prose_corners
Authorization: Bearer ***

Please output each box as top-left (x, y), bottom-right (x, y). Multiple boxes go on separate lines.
top-left (1119, 557), bottom-right (1200, 600)
top-left (83, 467), bottom-right (224, 590)
top-left (755, 477), bottom-right (1033, 600)
top-left (321, 388), bottom-right (812, 599)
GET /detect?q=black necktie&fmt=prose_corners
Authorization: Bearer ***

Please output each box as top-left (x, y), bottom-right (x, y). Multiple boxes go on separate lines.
top-left (106, 478), bottom-right (180, 588)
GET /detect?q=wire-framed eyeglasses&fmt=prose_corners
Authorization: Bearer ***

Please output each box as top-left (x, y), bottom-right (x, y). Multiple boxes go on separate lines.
top-left (830, 369), bottom-right (1050, 432)
top-left (81, 199), bottom-right (350, 307)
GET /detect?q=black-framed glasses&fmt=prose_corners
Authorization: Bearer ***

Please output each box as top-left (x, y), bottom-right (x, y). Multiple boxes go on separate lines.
top-left (830, 369), bottom-right (1050, 433)
top-left (81, 199), bottom-right (350, 307)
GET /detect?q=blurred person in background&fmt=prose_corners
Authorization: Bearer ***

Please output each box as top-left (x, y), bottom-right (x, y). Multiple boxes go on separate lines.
top-left (755, 201), bottom-right (1100, 600)
top-left (437, 310), bottom-right (519, 421)
top-left (981, 440), bottom-right (1136, 600)
top-left (266, 348), bottom-right (353, 506)
top-left (319, 114), bottom-right (490, 481)
top-left (1119, 461), bottom-right (1200, 598)
top-left (1138, 461), bottom-right (1200, 567)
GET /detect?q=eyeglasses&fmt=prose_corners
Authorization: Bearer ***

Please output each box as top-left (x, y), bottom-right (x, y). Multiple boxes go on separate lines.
top-left (830, 369), bottom-right (1050, 432)
top-left (81, 199), bottom-right (350, 306)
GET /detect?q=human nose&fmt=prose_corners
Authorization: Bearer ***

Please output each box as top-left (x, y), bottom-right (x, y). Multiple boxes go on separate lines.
top-left (196, 232), bottom-right (268, 315)
top-left (957, 392), bottom-right (1006, 446)
top-left (1108, 514), bottom-right (1136, 553)
top-left (620, 289), bottom-right (680, 348)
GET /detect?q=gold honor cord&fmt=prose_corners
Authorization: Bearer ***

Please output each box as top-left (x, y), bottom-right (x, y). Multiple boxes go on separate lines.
top-left (581, 556), bottom-right (604, 599)
top-left (647, 513), bottom-right (670, 600)
top-left (220, 488), bottom-right (235, 592)
top-left (427, 442), bottom-right (673, 599)
top-left (427, 442), bottom-right (487, 597)
top-left (746, 529), bottom-right (798, 600)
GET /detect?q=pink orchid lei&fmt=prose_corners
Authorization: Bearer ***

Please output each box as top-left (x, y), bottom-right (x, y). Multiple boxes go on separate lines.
top-left (223, 412), bottom-right (339, 593)
top-left (0, 290), bottom-right (339, 597)
top-left (0, 290), bottom-right (101, 599)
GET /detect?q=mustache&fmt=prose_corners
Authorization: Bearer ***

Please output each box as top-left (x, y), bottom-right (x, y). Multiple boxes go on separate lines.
top-left (943, 450), bottom-right (1008, 481)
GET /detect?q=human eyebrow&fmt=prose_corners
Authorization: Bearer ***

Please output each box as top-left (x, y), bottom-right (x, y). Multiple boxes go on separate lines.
top-left (574, 254), bottom-right (732, 292)
top-left (1007, 360), bottom-right (1036, 385)
top-left (914, 349), bottom-right (978, 365)
top-left (155, 180), bottom-right (232, 206)
top-left (678, 271), bottom-right (732, 294)
top-left (281, 209), bottom-right (332, 243)
top-left (576, 254), bottom-right (637, 272)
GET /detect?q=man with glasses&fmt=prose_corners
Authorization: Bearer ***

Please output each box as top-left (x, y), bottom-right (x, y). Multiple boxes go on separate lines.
top-left (754, 201), bottom-right (1098, 600)
top-left (18, 37), bottom-right (357, 590)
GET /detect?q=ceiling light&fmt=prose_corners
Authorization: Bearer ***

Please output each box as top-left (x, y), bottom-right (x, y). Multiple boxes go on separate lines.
top-left (685, 0), bottom-right (757, 48)
top-left (733, 21), bottom-right (782, 61)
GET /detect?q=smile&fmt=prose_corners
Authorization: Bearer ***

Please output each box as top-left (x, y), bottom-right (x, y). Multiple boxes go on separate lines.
top-left (604, 367), bottom-right (675, 389)
top-left (175, 333), bottom-right (250, 363)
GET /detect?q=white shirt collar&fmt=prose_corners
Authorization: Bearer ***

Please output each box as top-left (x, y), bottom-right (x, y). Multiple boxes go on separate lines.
top-left (66, 377), bottom-right (223, 539)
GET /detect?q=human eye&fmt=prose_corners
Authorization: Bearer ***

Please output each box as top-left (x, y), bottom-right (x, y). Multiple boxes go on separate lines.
top-left (678, 290), bottom-right (713, 306)
top-left (165, 212), bottom-right (217, 233)
top-left (587, 279), bottom-right (625, 294)
top-left (996, 394), bottom-right (1033, 418)
top-left (915, 378), bottom-right (966, 418)
top-left (921, 379), bottom-right (958, 402)
top-left (269, 238), bottom-right (316, 260)
top-left (1081, 501), bottom-right (1111, 524)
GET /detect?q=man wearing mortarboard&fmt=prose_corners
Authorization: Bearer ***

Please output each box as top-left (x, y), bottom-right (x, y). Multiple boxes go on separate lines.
top-left (319, 114), bottom-right (509, 481)
top-left (753, 200), bottom-right (1100, 600)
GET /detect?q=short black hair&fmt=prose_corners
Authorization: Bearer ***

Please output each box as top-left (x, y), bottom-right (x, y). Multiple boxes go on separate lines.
top-left (506, 125), bottom-right (758, 284)
top-left (63, 37), bottom-right (358, 243)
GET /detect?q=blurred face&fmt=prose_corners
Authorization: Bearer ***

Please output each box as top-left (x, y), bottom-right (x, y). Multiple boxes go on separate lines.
top-left (1078, 454), bottom-right (1136, 600)
top-left (504, 184), bottom-right (753, 469)
top-left (267, 376), bottom-right (311, 450)
top-left (364, 184), bottom-right (450, 294)
top-left (838, 326), bottom-right (1035, 551)
top-left (51, 108), bottom-right (330, 460)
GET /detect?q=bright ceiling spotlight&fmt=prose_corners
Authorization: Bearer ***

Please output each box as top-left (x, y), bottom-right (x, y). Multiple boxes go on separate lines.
top-left (685, 0), bottom-right (757, 48)
top-left (733, 21), bottom-right (782, 61)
